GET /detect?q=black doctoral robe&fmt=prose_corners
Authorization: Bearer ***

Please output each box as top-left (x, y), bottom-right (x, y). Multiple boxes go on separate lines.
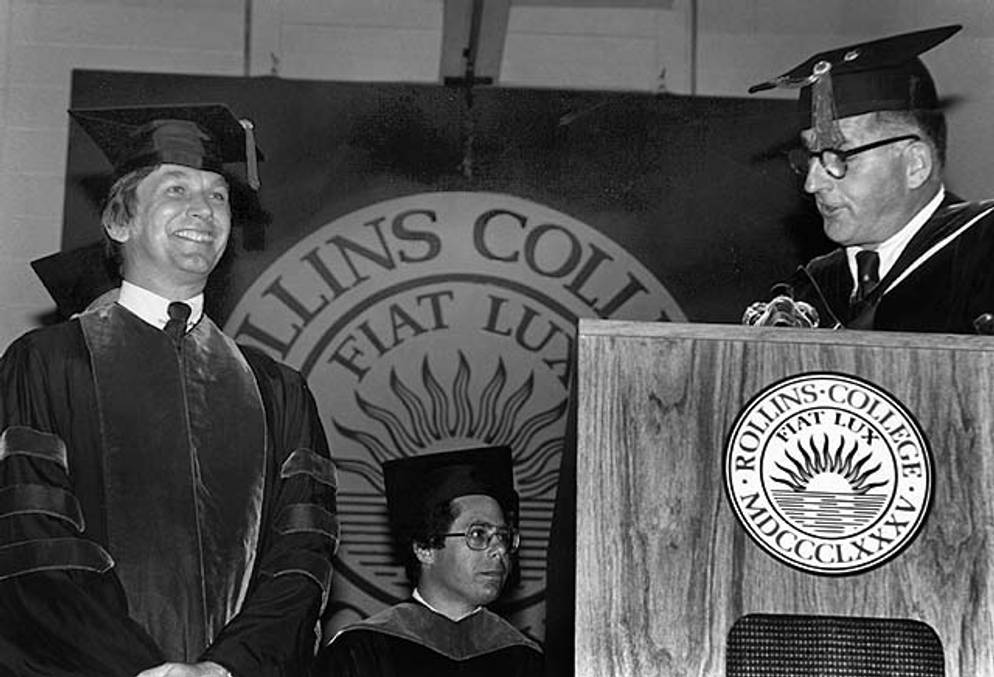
top-left (784, 195), bottom-right (994, 333)
top-left (312, 600), bottom-right (544, 677)
top-left (0, 303), bottom-right (339, 676)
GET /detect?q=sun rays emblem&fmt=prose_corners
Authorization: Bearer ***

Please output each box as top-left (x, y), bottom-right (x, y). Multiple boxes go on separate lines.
top-left (769, 433), bottom-right (890, 537)
top-left (329, 349), bottom-right (565, 611)
top-left (724, 372), bottom-right (933, 576)
top-left (331, 350), bottom-right (565, 497)
top-left (772, 433), bottom-right (887, 494)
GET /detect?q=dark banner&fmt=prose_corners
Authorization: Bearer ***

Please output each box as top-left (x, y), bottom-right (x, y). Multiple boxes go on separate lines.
top-left (65, 69), bottom-right (828, 643)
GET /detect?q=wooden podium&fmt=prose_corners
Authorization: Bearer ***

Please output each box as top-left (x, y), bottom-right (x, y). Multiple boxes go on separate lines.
top-left (575, 320), bottom-right (994, 677)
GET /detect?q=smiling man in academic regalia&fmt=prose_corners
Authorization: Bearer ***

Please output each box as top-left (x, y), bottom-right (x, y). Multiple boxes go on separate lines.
top-left (0, 105), bottom-right (339, 676)
top-left (751, 24), bottom-right (994, 333)
top-left (312, 446), bottom-right (543, 677)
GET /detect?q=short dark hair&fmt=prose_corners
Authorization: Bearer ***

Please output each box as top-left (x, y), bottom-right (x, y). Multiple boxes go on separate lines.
top-left (872, 109), bottom-right (948, 168)
top-left (402, 498), bottom-right (460, 586)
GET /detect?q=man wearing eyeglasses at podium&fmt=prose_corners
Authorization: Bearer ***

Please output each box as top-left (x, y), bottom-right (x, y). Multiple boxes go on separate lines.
top-left (748, 24), bottom-right (994, 333)
top-left (312, 446), bottom-right (543, 676)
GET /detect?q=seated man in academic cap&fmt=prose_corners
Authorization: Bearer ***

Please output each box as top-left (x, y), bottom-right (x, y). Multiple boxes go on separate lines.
top-left (0, 105), bottom-right (339, 676)
top-left (747, 24), bottom-right (994, 333)
top-left (312, 446), bottom-right (543, 677)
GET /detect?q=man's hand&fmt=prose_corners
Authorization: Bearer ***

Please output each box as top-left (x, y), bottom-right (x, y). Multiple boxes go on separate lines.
top-left (135, 661), bottom-right (232, 677)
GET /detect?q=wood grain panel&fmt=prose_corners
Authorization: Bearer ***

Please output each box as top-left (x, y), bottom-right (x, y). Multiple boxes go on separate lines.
top-left (575, 320), bottom-right (994, 677)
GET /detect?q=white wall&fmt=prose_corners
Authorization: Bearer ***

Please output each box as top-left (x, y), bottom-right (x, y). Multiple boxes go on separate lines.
top-left (1, 0), bottom-right (993, 347)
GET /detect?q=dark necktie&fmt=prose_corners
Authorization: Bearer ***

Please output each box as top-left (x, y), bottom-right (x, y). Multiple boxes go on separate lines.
top-left (164, 301), bottom-right (191, 346)
top-left (853, 249), bottom-right (880, 304)
top-left (848, 250), bottom-right (880, 327)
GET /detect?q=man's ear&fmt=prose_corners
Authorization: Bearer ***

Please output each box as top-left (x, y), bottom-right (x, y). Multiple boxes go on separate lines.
top-left (105, 221), bottom-right (132, 244)
top-left (413, 542), bottom-right (436, 567)
top-left (905, 140), bottom-right (934, 190)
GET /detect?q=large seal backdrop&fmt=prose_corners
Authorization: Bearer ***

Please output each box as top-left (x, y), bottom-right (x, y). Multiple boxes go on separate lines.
top-left (226, 191), bottom-right (685, 635)
top-left (63, 69), bottom-right (826, 644)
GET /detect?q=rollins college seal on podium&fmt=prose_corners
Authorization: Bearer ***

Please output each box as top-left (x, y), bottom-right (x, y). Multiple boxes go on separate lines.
top-left (724, 372), bottom-right (933, 575)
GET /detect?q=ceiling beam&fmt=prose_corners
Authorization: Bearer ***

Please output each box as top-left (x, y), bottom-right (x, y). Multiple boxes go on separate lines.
top-left (440, 0), bottom-right (511, 85)
top-left (512, 0), bottom-right (674, 7)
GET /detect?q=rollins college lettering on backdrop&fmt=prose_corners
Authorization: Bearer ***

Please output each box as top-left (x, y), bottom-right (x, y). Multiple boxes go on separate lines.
top-left (224, 192), bottom-right (685, 636)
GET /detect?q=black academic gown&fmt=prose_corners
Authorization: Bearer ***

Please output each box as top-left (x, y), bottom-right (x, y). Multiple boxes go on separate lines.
top-left (0, 303), bottom-right (339, 677)
top-left (785, 195), bottom-right (994, 333)
top-left (313, 600), bottom-right (544, 677)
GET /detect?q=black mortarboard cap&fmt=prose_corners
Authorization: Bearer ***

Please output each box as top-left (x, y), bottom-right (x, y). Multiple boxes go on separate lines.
top-left (383, 446), bottom-right (519, 540)
top-left (68, 103), bottom-right (262, 189)
top-left (748, 25), bottom-right (961, 148)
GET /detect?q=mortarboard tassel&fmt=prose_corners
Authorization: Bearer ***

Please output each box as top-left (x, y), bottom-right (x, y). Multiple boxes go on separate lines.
top-left (809, 60), bottom-right (846, 150)
top-left (239, 118), bottom-right (260, 190)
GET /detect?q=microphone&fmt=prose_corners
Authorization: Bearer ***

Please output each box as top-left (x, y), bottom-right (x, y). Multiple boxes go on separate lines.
top-left (973, 313), bottom-right (994, 335)
top-left (742, 284), bottom-right (820, 328)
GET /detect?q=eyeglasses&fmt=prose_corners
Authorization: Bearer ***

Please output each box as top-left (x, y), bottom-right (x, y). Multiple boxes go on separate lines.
top-left (787, 134), bottom-right (921, 180)
top-left (441, 523), bottom-right (520, 554)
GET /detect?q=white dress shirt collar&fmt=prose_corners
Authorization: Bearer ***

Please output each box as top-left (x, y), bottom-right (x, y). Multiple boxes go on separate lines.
top-left (412, 588), bottom-right (482, 622)
top-left (117, 280), bottom-right (204, 331)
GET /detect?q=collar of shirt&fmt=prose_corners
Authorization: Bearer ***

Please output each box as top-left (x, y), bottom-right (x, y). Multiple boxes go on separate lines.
top-left (117, 280), bottom-right (204, 332)
top-left (412, 588), bottom-right (482, 622)
top-left (845, 186), bottom-right (945, 294)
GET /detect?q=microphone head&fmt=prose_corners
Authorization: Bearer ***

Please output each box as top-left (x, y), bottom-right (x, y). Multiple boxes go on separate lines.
top-left (741, 296), bottom-right (819, 328)
top-left (769, 282), bottom-right (794, 299)
top-left (973, 313), bottom-right (994, 335)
